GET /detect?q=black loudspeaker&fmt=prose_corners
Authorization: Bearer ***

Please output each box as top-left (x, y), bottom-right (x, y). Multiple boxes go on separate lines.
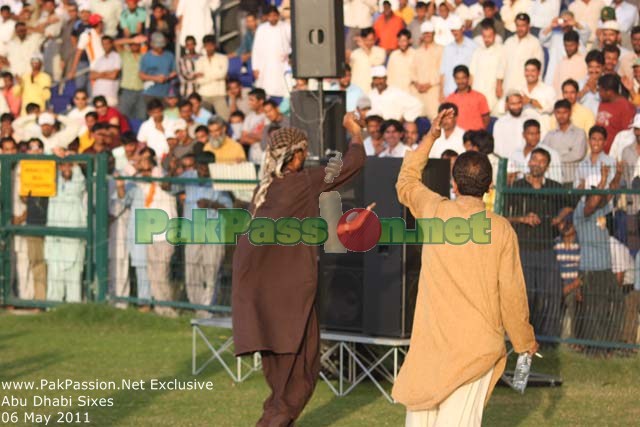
top-left (291, 0), bottom-right (345, 78)
top-left (217, 0), bottom-right (241, 54)
top-left (317, 157), bottom-right (451, 338)
top-left (290, 90), bottom-right (347, 157)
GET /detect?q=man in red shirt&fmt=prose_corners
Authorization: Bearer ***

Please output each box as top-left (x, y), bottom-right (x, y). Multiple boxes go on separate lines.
top-left (445, 65), bottom-right (490, 130)
top-left (596, 73), bottom-right (636, 153)
top-left (374, 1), bottom-right (405, 54)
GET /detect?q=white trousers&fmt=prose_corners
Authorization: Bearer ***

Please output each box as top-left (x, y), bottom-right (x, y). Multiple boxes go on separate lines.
top-left (405, 368), bottom-right (494, 427)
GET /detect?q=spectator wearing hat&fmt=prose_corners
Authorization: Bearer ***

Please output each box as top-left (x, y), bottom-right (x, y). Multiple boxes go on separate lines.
top-left (469, 18), bottom-right (506, 114)
top-left (17, 53), bottom-right (51, 116)
top-left (350, 27), bottom-right (386, 94)
top-left (502, 13), bottom-right (544, 94)
top-left (139, 31), bottom-right (177, 101)
top-left (407, 1), bottom-right (434, 48)
top-left (164, 118), bottom-right (196, 172)
top-left (611, 0), bottom-right (640, 49)
top-left (439, 15), bottom-right (476, 100)
top-left (369, 65), bottom-right (422, 122)
top-left (354, 96), bottom-right (371, 128)
top-left (387, 29), bottom-right (415, 93)
top-left (3, 21), bottom-right (41, 78)
top-left (373, 1), bottom-right (405, 54)
top-left (67, 13), bottom-right (105, 91)
top-left (12, 111), bottom-right (79, 156)
top-left (500, 0), bottom-right (532, 35)
top-left (411, 20), bottom-right (442, 119)
top-left (194, 35), bottom-right (229, 121)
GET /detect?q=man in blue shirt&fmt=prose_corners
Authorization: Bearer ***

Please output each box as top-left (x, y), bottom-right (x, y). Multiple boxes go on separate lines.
top-left (573, 159), bottom-right (625, 355)
top-left (139, 32), bottom-right (177, 101)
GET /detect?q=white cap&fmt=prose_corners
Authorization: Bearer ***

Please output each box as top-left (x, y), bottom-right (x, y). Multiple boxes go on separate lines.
top-left (447, 15), bottom-right (464, 30)
top-left (632, 114), bottom-right (640, 129)
top-left (172, 119), bottom-right (187, 131)
top-left (164, 128), bottom-right (177, 139)
top-left (371, 65), bottom-right (387, 78)
top-left (31, 52), bottom-right (43, 63)
top-left (38, 113), bottom-right (55, 126)
top-left (600, 20), bottom-right (620, 32)
top-left (77, 0), bottom-right (91, 11)
top-left (420, 21), bottom-right (435, 33)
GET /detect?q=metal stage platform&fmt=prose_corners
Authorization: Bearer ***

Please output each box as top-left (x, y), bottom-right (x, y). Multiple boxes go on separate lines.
top-left (191, 317), bottom-right (409, 402)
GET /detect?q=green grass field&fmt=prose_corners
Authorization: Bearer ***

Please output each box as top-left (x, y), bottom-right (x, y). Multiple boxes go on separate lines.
top-left (1, 304), bottom-right (639, 426)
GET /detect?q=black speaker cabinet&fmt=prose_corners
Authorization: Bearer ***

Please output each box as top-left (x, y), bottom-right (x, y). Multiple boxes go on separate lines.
top-left (317, 157), bottom-right (451, 338)
top-left (291, 0), bottom-right (345, 78)
top-left (290, 90), bottom-right (347, 157)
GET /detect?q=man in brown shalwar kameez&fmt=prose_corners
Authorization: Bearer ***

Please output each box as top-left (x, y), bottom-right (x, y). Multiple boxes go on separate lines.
top-left (232, 115), bottom-right (366, 427)
top-left (392, 109), bottom-right (539, 426)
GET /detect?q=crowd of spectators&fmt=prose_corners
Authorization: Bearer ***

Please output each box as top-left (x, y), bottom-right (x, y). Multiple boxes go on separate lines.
top-left (0, 0), bottom-right (638, 349)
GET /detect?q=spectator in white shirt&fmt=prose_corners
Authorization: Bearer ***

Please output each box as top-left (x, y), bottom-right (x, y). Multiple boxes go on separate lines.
top-left (379, 119), bottom-right (412, 158)
top-left (90, 35), bottom-right (121, 106)
top-left (502, 13), bottom-right (544, 93)
top-left (350, 27), bottom-right (386, 94)
top-left (0, 6), bottom-right (14, 52)
top-left (493, 91), bottom-right (527, 157)
top-left (431, 102), bottom-right (466, 156)
top-left (404, 120), bottom-right (420, 150)
top-left (66, 89), bottom-right (95, 129)
top-left (137, 98), bottom-right (173, 159)
top-left (363, 114), bottom-right (385, 156)
top-left (369, 65), bottom-right (424, 122)
top-left (507, 118), bottom-right (563, 183)
top-left (521, 58), bottom-right (556, 133)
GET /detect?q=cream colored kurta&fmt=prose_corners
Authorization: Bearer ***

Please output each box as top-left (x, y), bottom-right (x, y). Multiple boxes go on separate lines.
top-left (469, 42), bottom-right (506, 112)
top-left (553, 53), bottom-right (587, 98)
top-left (503, 34), bottom-right (544, 92)
top-left (350, 46), bottom-right (386, 94)
top-left (387, 47), bottom-right (416, 93)
top-left (410, 44), bottom-right (443, 119)
top-left (569, 0), bottom-right (605, 47)
top-left (392, 148), bottom-right (536, 411)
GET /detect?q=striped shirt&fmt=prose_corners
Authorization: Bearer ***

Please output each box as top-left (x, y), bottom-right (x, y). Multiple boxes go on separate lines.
top-left (553, 236), bottom-right (581, 284)
top-left (179, 54), bottom-right (200, 98)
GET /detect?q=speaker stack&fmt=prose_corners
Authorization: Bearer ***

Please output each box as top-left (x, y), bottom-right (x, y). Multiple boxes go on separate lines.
top-left (317, 158), bottom-right (451, 338)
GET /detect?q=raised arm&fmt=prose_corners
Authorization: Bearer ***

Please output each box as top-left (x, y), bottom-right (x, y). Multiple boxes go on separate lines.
top-left (396, 109), bottom-right (452, 219)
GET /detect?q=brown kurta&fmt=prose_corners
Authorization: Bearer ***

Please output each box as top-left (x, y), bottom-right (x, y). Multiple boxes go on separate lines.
top-left (391, 149), bottom-right (537, 411)
top-left (232, 143), bottom-right (366, 356)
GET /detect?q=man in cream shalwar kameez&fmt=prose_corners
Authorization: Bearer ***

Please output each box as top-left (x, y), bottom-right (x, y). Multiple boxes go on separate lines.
top-left (44, 162), bottom-right (86, 302)
top-left (392, 109), bottom-right (538, 426)
top-left (251, 6), bottom-right (291, 99)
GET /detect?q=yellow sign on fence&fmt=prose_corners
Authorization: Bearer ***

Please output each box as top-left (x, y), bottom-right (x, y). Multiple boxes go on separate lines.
top-left (19, 160), bottom-right (57, 197)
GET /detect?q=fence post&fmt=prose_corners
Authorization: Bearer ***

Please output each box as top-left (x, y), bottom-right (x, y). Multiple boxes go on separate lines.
top-left (94, 153), bottom-right (109, 302)
top-left (0, 157), bottom-right (12, 305)
top-left (493, 158), bottom-right (508, 216)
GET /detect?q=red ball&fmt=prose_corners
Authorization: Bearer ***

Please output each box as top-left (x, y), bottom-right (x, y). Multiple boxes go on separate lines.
top-left (337, 208), bottom-right (382, 252)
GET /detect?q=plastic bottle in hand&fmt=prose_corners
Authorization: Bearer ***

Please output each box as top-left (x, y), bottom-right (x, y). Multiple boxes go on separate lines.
top-left (512, 353), bottom-right (532, 394)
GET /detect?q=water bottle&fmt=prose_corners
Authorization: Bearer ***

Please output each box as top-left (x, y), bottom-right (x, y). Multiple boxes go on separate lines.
top-left (512, 353), bottom-right (532, 394)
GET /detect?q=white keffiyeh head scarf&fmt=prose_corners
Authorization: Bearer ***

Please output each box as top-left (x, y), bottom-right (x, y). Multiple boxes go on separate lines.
top-left (252, 127), bottom-right (308, 216)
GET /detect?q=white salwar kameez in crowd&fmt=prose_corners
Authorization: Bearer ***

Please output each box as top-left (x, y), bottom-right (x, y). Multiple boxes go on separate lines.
top-left (176, 0), bottom-right (220, 51)
top-left (251, 20), bottom-right (291, 98)
top-left (469, 42), bottom-right (506, 113)
top-left (44, 165), bottom-right (86, 302)
top-left (502, 33), bottom-right (544, 92)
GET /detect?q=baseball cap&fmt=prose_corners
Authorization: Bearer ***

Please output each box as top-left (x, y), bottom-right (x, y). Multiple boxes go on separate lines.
top-left (172, 119), bottom-right (187, 132)
top-left (447, 15), bottom-right (463, 30)
top-left (356, 96), bottom-right (372, 110)
top-left (371, 65), bottom-right (387, 78)
top-left (632, 114), bottom-right (640, 129)
top-left (38, 113), bottom-right (55, 126)
top-left (150, 32), bottom-right (167, 49)
top-left (601, 6), bottom-right (616, 22)
top-left (88, 14), bottom-right (102, 27)
top-left (420, 21), bottom-right (435, 33)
